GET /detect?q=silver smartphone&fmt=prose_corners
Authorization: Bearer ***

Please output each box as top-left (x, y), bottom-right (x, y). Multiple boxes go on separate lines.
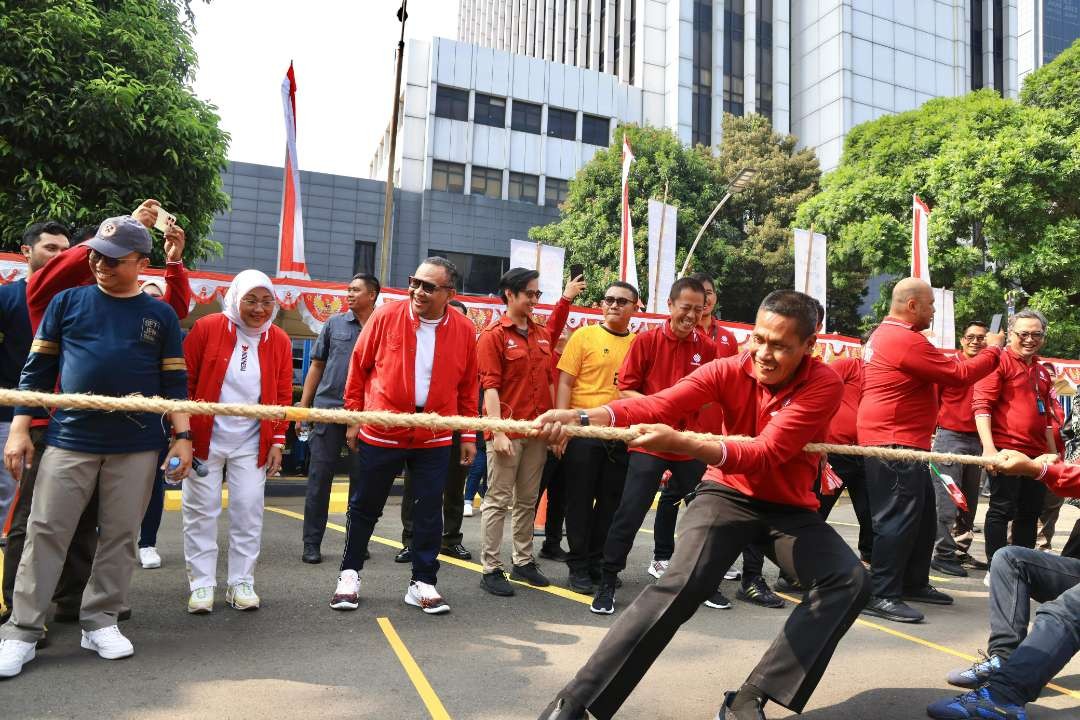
top-left (989, 313), bottom-right (1002, 334)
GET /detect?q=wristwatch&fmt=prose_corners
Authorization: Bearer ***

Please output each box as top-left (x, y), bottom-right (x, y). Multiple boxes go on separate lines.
top-left (577, 409), bottom-right (590, 426)
top-left (173, 431), bottom-right (192, 441)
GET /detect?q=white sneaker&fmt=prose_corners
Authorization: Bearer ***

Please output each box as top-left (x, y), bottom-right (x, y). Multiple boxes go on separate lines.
top-left (0, 638), bottom-right (35, 678)
top-left (330, 570), bottom-right (360, 611)
top-left (139, 547), bottom-right (161, 569)
top-left (404, 580), bottom-right (450, 615)
top-left (647, 560), bottom-right (669, 579)
top-left (724, 565), bottom-right (741, 581)
top-left (463, 502), bottom-right (474, 517)
top-left (983, 573), bottom-right (991, 588)
top-left (225, 582), bottom-right (260, 611)
top-left (80, 625), bottom-right (134, 660)
top-left (187, 587), bottom-right (214, 614)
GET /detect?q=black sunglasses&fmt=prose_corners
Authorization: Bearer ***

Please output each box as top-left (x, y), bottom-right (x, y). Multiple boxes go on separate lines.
top-left (408, 276), bottom-right (454, 294)
top-left (601, 296), bottom-right (633, 307)
top-left (89, 249), bottom-right (140, 268)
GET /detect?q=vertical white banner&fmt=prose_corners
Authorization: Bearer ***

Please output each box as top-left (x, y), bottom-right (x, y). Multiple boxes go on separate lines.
top-left (912, 194), bottom-right (931, 285)
top-left (793, 228), bottom-right (828, 330)
top-left (509, 239), bottom-right (565, 302)
top-left (646, 199), bottom-right (678, 314)
top-left (928, 287), bottom-right (956, 349)
top-left (619, 135), bottom-right (639, 290)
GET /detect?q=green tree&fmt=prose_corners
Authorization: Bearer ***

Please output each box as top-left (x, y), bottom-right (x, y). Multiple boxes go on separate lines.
top-left (797, 38), bottom-right (1080, 356)
top-left (0, 0), bottom-right (229, 264)
top-left (530, 115), bottom-right (822, 324)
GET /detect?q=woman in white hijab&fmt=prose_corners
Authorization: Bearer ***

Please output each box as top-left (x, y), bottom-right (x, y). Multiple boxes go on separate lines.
top-left (180, 270), bottom-right (294, 613)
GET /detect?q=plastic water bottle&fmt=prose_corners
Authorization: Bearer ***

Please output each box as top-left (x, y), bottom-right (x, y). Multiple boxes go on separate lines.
top-left (165, 456), bottom-right (184, 485)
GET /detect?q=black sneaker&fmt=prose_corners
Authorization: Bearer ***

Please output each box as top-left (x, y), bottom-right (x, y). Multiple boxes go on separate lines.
top-left (539, 545), bottom-right (568, 562)
top-left (957, 553), bottom-right (988, 570)
top-left (481, 570), bottom-right (516, 596)
top-left (904, 584), bottom-right (953, 605)
top-left (511, 562), bottom-right (550, 587)
top-left (930, 556), bottom-right (968, 577)
top-left (441, 543), bottom-right (472, 560)
top-left (590, 582), bottom-right (616, 615)
top-left (395, 547), bottom-right (412, 563)
top-left (538, 696), bottom-right (587, 720)
top-left (861, 595), bottom-right (924, 623)
top-left (716, 690), bottom-right (767, 719)
top-left (302, 543), bottom-right (322, 564)
top-left (704, 589), bottom-right (733, 609)
top-left (568, 571), bottom-right (594, 594)
top-left (774, 574), bottom-right (803, 593)
top-left (737, 576), bottom-right (785, 609)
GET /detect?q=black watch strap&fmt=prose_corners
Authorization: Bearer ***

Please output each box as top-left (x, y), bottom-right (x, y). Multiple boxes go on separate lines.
top-left (577, 409), bottom-right (590, 427)
top-left (173, 431), bottom-right (193, 441)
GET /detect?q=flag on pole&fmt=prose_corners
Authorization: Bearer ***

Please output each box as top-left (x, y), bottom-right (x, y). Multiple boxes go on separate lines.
top-left (276, 62), bottom-right (309, 280)
top-left (619, 136), bottom-right (638, 290)
top-left (930, 463), bottom-right (969, 512)
top-left (646, 199), bottom-right (677, 314)
top-left (793, 228), bottom-right (827, 330)
top-left (911, 194), bottom-right (930, 284)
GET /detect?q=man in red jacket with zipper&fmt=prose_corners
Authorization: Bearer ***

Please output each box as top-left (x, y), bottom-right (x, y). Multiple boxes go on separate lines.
top-left (330, 257), bottom-right (478, 616)
top-left (535, 290), bottom-right (870, 720)
top-left (858, 278), bottom-right (1003, 624)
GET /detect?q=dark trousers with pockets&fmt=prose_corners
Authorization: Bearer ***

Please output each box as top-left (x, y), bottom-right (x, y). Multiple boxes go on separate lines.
top-left (560, 483), bottom-right (870, 718)
top-left (866, 454), bottom-right (936, 598)
top-left (401, 434), bottom-right (467, 548)
top-left (3, 428), bottom-right (97, 616)
top-left (985, 472), bottom-right (1047, 564)
top-left (601, 453), bottom-right (703, 581)
top-left (340, 441), bottom-right (450, 585)
top-left (303, 422), bottom-right (350, 548)
top-left (538, 451), bottom-right (567, 551)
top-left (561, 438), bottom-right (628, 575)
top-left (138, 447), bottom-right (168, 548)
top-left (817, 452), bottom-right (874, 562)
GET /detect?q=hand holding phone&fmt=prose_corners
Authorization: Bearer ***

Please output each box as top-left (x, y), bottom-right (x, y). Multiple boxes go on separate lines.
top-left (569, 263), bottom-right (585, 281)
top-left (154, 207), bottom-right (177, 233)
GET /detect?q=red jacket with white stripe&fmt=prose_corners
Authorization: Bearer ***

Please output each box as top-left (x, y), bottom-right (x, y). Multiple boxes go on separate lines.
top-left (183, 313), bottom-right (293, 466)
top-left (343, 299), bottom-right (478, 448)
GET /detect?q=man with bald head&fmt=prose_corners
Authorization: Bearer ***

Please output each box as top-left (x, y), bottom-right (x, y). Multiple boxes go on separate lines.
top-left (858, 278), bottom-right (1004, 623)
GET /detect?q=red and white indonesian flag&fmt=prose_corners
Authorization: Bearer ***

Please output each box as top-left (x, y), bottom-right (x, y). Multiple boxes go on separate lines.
top-left (276, 63), bottom-right (309, 280)
top-left (911, 194), bottom-right (930, 285)
top-left (619, 135), bottom-right (639, 291)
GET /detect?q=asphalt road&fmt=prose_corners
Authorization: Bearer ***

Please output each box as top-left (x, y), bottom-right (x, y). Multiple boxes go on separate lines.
top-left (2, 495), bottom-right (1078, 719)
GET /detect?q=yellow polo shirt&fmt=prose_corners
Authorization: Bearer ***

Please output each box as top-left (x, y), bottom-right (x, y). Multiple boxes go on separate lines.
top-left (557, 324), bottom-right (636, 408)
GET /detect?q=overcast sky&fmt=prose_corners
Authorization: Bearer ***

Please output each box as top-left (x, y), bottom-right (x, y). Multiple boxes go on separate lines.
top-left (190, 0), bottom-right (459, 179)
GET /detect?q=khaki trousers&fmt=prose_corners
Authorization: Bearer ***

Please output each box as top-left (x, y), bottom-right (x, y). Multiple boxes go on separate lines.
top-left (480, 437), bottom-right (547, 572)
top-left (0, 446), bottom-right (157, 642)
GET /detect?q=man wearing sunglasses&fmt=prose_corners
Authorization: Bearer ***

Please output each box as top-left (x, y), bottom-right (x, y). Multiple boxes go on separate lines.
top-left (975, 309), bottom-right (1058, 567)
top-left (553, 281), bottom-right (637, 594)
top-left (332, 258), bottom-right (478, 616)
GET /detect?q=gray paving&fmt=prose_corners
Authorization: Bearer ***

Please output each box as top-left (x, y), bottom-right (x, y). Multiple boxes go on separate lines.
top-left (2, 496), bottom-right (1078, 719)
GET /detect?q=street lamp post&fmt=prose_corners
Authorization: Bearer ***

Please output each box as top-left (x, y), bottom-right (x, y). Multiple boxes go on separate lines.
top-left (377, 0), bottom-right (408, 286)
top-left (678, 167), bottom-right (757, 278)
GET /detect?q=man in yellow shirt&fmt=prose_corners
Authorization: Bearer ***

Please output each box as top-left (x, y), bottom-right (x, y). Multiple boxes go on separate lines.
top-left (555, 281), bottom-right (637, 593)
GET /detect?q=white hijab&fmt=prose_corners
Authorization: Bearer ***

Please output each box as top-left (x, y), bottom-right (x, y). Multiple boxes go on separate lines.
top-left (222, 269), bottom-right (279, 338)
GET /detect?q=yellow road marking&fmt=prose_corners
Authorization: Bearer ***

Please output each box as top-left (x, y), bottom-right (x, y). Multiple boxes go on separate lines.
top-left (377, 617), bottom-right (452, 720)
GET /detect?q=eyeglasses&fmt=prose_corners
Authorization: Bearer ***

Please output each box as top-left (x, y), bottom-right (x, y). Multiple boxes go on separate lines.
top-left (1013, 331), bottom-right (1045, 341)
top-left (962, 334), bottom-right (987, 342)
top-left (408, 276), bottom-right (454, 294)
top-left (601, 296), bottom-right (633, 307)
top-left (89, 250), bottom-right (140, 268)
top-left (241, 298), bottom-right (276, 310)
top-left (521, 290), bottom-right (543, 301)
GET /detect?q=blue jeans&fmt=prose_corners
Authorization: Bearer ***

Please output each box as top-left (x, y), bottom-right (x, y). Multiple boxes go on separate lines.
top-left (138, 447), bottom-right (169, 548)
top-left (985, 546), bottom-right (1080, 704)
top-left (340, 441), bottom-right (451, 585)
top-left (464, 445), bottom-right (487, 503)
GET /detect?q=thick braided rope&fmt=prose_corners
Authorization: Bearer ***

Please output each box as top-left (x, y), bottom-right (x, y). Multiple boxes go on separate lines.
top-left (0, 388), bottom-right (997, 468)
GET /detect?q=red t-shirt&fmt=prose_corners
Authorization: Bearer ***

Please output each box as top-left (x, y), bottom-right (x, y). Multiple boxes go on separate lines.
top-left (1043, 462), bottom-right (1080, 497)
top-left (936, 360), bottom-right (979, 434)
top-left (825, 357), bottom-right (862, 445)
top-left (697, 320), bottom-right (740, 435)
top-left (972, 348), bottom-right (1055, 456)
top-left (858, 317), bottom-right (1000, 450)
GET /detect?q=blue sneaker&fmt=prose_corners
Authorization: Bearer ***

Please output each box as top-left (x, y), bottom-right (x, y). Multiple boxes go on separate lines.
top-left (946, 652), bottom-right (1003, 688)
top-left (926, 687), bottom-right (1026, 720)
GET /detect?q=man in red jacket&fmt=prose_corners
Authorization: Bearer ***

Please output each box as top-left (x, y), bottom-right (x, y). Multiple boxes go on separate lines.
top-left (331, 258), bottom-right (478, 616)
top-left (858, 278), bottom-right (1003, 624)
top-left (974, 308), bottom-right (1057, 565)
top-left (535, 290), bottom-right (869, 720)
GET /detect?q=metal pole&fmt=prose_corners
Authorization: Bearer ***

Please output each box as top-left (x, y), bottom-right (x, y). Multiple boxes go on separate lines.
top-left (378, 0), bottom-right (408, 285)
top-left (678, 190), bottom-right (732, 278)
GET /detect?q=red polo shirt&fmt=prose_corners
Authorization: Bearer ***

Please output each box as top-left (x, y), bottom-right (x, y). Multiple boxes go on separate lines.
top-left (698, 320), bottom-right (740, 434)
top-left (477, 313), bottom-right (554, 437)
top-left (825, 357), bottom-right (862, 445)
top-left (617, 324), bottom-right (717, 460)
top-left (858, 317), bottom-right (1000, 450)
top-left (607, 352), bottom-right (842, 510)
top-left (937, 356), bottom-right (980, 434)
top-left (972, 348), bottom-right (1055, 456)
top-left (1043, 462), bottom-right (1080, 497)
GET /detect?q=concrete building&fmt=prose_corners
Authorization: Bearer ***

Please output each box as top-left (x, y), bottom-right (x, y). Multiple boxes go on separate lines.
top-left (1018, 0), bottom-right (1080, 84)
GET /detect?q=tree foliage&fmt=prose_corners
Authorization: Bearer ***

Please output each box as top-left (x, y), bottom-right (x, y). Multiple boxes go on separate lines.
top-left (530, 115), bottom-right (822, 324)
top-left (0, 0), bottom-right (229, 264)
top-left (797, 39), bottom-right (1080, 357)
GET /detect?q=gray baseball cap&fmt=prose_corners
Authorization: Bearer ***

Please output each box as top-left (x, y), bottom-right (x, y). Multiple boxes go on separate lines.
top-left (86, 216), bottom-right (152, 258)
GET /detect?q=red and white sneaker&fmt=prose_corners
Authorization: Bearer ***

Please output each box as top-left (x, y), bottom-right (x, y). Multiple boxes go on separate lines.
top-left (404, 581), bottom-right (450, 615)
top-left (330, 570), bottom-right (360, 611)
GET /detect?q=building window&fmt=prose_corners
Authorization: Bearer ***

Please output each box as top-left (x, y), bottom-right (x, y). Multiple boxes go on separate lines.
top-left (693, 0), bottom-right (714, 145)
top-left (508, 172), bottom-right (540, 203)
top-left (470, 165), bottom-right (503, 199)
top-left (629, 0), bottom-right (636, 84)
top-left (474, 93), bottom-right (506, 127)
top-left (613, 0), bottom-right (621, 73)
top-left (429, 249), bottom-right (508, 295)
top-left (755, 0), bottom-right (772, 120)
top-left (434, 85), bottom-right (469, 121)
top-left (723, 0), bottom-right (745, 116)
top-left (354, 240), bottom-right (376, 275)
top-left (572, 0), bottom-right (579, 61)
top-left (431, 160), bottom-right (466, 193)
top-left (581, 114), bottom-right (610, 146)
top-left (512, 100), bottom-right (542, 133)
top-left (599, 0), bottom-right (606, 72)
top-left (1043, 0), bottom-right (1080, 64)
top-left (585, 0), bottom-right (592, 65)
top-left (971, 0), bottom-right (984, 90)
top-left (547, 107), bottom-right (577, 140)
top-left (992, 0), bottom-right (1003, 95)
top-left (545, 177), bottom-right (570, 206)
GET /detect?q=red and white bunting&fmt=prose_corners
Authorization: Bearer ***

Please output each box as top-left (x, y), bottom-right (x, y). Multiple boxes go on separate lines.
top-left (276, 63), bottom-right (309, 280)
top-left (619, 135), bottom-right (639, 290)
top-left (911, 194), bottom-right (931, 284)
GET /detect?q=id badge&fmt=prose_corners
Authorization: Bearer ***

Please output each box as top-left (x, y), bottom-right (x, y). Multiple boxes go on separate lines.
top-left (1037, 397), bottom-right (1046, 414)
